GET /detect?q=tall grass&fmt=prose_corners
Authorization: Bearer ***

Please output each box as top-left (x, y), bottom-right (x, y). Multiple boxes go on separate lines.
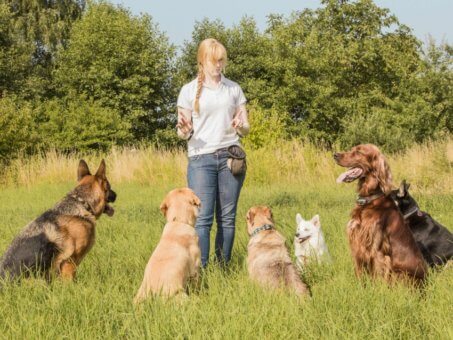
top-left (2, 139), bottom-right (452, 193)
top-left (0, 140), bottom-right (452, 339)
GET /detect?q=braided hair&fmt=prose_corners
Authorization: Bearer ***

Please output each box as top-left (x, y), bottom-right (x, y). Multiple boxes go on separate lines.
top-left (193, 38), bottom-right (227, 117)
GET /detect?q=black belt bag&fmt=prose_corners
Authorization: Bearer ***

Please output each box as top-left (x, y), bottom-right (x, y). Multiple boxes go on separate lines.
top-left (227, 145), bottom-right (247, 176)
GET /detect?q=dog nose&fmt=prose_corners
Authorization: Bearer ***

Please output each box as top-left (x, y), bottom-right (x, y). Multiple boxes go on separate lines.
top-left (295, 233), bottom-right (300, 237)
top-left (333, 153), bottom-right (340, 160)
top-left (108, 190), bottom-right (117, 202)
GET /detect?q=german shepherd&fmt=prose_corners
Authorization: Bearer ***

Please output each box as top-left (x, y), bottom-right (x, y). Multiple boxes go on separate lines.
top-left (0, 160), bottom-right (116, 284)
top-left (391, 180), bottom-right (453, 267)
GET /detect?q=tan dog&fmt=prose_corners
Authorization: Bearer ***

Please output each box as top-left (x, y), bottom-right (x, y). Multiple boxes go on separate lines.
top-left (246, 206), bottom-right (310, 297)
top-left (134, 188), bottom-right (201, 303)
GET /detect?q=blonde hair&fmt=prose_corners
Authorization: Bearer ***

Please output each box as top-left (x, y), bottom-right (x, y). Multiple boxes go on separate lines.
top-left (194, 38), bottom-right (227, 115)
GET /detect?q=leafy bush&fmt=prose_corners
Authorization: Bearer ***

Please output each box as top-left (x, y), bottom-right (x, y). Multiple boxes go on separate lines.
top-left (242, 103), bottom-right (289, 149)
top-left (0, 97), bottom-right (38, 161)
top-left (38, 96), bottom-right (131, 152)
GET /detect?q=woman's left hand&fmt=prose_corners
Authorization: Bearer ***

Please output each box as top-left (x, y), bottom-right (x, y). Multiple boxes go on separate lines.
top-left (232, 106), bottom-right (245, 128)
top-left (232, 105), bottom-right (250, 137)
top-left (232, 116), bottom-right (244, 129)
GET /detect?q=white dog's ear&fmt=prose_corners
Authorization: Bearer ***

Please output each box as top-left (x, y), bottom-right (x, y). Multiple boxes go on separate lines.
top-left (311, 214), bottom-right (320, 227)
top-left (296, 213), bottom-right (304, 225)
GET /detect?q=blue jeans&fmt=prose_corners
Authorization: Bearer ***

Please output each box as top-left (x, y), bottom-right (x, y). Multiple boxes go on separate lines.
top-left (187, 148), bottom-right (245, 267)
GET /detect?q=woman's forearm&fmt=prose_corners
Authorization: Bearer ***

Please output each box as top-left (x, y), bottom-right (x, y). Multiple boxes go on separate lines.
top-left (235, 104), bottom-right (250, 137)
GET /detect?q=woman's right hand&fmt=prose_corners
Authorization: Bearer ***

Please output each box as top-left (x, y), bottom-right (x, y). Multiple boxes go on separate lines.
top-left (176, 108), bottom-right (193, 139)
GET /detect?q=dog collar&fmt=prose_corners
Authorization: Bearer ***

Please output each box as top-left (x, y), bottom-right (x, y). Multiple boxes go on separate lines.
top-left (250, 224), bottom-right (273, 237)
top-left (70, 194), bottom-right (95, 216)
top-left (403, 206), bottom-right (423, 219)
top-left (356, 192), bottom-right (384, 206)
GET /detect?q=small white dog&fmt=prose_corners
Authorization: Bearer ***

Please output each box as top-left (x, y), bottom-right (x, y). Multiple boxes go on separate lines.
top-left (294, 213), bottom-right (331, 269)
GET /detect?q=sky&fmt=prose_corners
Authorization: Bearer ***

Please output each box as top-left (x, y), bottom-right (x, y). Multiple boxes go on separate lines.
top-left (110, 0), bottom-right (452, 48)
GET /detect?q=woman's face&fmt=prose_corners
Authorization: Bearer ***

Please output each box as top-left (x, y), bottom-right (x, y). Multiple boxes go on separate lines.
top-left (203, 58), bottom-right (225, 78)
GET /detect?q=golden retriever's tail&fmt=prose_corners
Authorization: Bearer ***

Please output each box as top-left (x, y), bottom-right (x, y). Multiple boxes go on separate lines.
top-left (133, 282), bottom-right (150, 304)
top-left (284, 263), bottom-right (310, 297)
top-left (133, 291), bottom-right (145, 304)
top-left (133, 283), bottom-right (189, 304)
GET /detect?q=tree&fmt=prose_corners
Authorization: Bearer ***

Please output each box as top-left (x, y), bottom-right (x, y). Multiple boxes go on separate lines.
top-left (0, 0), bottom-right (85, 98)
top-left (418, 39), bottom-right (452, 136)
top-left (177, 1), bottom-right (435, 149)
top-left (54, 2), bottom-right (176, 140)
top-left (0, 3), bottom-right (33, 96)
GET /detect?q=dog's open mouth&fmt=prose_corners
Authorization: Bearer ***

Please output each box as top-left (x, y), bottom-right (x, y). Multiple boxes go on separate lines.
top-left (104, 204), bottom-right (115, 217)
top-left (336, 167), bottom-right (363, 183)
top-left (297, 235), bottom-right (311, 243)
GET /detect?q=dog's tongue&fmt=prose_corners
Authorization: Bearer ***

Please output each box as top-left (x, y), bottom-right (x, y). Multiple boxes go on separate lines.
top-left (104, 204), bottom-right (115, 217)
top-left (336, 167), bottom-right (363, 183)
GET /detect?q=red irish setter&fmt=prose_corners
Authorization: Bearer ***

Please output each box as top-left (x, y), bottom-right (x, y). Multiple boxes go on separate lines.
top-left (334, 144), bottom-right (426, 285)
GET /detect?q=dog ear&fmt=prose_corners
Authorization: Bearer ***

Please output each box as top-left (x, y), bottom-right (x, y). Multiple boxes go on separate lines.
top-left (374, 153), bottom-right (393, 194)
top-left (78, 160), bottom-right (91, 181)
top-left (265, 206), bottom-right (274, 221)
top-left (246, 208), bottom-right (255, 225)
top-left (311, 214), bottom-right (320, 227)
top-left (296, 213), bottom-right (304, 225)
top-left (95, 159), bottom-right (107, 179)
top-left (159, 199), bottom-right (168, 217)
top-left (404, 180), bottom-right (410, 192)
top-left (191, 194), bottom-right (201, 207)
top-left (397, 180), bottom-right (406, 197)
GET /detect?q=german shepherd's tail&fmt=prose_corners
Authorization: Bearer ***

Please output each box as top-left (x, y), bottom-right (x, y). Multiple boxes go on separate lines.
top-left (0, 233), bottom-right (57, 285)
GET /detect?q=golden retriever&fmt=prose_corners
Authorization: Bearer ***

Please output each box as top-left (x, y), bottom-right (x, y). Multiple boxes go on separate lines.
top-left (246, 206), bottom-right (310, 297)
top-left (133, 188), bottom-right (201, 303)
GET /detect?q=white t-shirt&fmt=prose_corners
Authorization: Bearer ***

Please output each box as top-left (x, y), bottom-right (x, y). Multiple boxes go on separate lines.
top-left (177, 74), bottom-right (247, 157)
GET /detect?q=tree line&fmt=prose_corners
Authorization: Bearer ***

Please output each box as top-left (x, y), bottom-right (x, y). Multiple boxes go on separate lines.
top-left (1, 0), bottom-right (451, 162)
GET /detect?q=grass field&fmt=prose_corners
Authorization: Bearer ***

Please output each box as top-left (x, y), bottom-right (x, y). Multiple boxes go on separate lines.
top-left (0, 141), bottom-right (452, 339)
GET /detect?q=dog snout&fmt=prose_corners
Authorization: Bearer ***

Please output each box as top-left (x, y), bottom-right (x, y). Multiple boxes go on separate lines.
top-left (295, 232), bottom-right (300, 237)
top-left (333, 152), bottom-right (341, 161)
top-left (108, 190), bottom-right (117, 203)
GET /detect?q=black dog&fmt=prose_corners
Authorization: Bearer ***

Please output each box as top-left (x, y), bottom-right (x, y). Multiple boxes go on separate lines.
top-left (391, 180), bottom-right (453, 267)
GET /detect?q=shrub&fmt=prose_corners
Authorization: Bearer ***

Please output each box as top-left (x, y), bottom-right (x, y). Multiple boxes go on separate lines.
top-left (38, 97), bottom-right (131, 152)
top-left (242, 102), bottom-right (289, 149)
top-left (0, 97), bottom-right (38, 162)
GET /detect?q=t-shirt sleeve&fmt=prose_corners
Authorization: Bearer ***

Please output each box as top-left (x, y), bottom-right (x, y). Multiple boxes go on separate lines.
top-left (177, 85), bottom-right (193, 110)
top-left (236, 86), bottom-right (247, 107)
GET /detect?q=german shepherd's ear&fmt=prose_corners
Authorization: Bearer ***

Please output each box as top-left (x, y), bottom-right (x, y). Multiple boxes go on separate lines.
top-left (397, 180), bottom-right (411, 198)
top-left (398, 180), bottom-right (406, 197)
top-left (404, 181), bottom-right (410, 192)
top-left (78, 160), bottom-right (91, 181)
top-left (95, 159), bottom-right (107, 180)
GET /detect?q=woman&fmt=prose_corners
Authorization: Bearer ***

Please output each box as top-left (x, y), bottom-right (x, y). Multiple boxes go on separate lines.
top-left (176, 38), bottom-right (250, 267)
